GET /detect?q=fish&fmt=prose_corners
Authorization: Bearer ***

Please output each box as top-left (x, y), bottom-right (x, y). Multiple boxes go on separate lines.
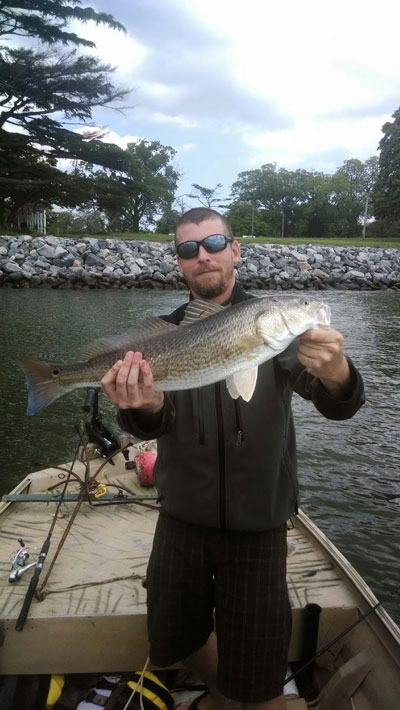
top-left (18, 295), bottom-right (331, 415)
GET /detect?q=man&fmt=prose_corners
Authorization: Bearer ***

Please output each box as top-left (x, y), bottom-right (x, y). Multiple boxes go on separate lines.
top-left (101, 208), bottom-right (365, 710)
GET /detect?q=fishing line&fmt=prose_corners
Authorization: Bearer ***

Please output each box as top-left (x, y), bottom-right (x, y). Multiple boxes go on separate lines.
top-left (285, 584), bottom-right (400, 685)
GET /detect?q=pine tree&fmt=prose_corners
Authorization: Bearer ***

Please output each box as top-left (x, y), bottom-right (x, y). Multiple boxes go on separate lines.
top-left (373, 108), bottom-right (400, 222)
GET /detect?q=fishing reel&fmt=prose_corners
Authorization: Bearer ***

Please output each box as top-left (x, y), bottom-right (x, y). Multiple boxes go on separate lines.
top-left (9, 539), bottom-right (36, 583)
top-left (82, 388), bottom-right (130, 466)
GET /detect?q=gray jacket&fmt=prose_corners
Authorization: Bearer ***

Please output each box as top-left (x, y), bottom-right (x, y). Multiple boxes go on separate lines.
top-left (118, 284), bottom-right (365, 531)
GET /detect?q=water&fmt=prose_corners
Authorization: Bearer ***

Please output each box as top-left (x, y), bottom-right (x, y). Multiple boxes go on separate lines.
top-left (1, 288), bottom-right (399, 621)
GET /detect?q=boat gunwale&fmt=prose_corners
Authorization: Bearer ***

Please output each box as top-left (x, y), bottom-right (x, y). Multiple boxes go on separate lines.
top-left (294, 508), bottom-right (400, 645)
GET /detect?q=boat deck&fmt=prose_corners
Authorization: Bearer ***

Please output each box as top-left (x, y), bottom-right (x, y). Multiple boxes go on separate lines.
top-left (0, 447), bottom-right (397, 681)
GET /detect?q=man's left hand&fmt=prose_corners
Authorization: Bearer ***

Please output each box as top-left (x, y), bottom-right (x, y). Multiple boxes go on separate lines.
top-left (298, 328), bottom-right (351, 397)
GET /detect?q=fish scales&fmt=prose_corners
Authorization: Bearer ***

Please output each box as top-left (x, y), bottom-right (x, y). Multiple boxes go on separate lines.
top-left (59, 304), bottom-right (256, 389)
top-left (18, 296), bottom-right (331, 414)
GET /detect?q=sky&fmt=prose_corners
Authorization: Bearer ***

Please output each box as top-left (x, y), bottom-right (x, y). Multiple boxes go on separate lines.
top-left (70, 0), bottom-right (400, 207)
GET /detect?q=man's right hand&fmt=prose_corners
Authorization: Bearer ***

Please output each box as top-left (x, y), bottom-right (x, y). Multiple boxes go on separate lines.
top-left (101, 351), bottom-right (164, 413)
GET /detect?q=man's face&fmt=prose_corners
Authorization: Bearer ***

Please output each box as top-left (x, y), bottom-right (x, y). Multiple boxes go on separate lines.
top-left (175, 218), bottom-right (241, 301)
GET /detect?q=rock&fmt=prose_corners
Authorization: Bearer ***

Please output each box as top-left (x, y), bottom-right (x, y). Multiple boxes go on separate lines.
top-left (343, 269), bottom-right (366, 280)
top-left (313, 269), bottom-right (329, 279)
top-left (85, 253), bottom-right (105, 269)
top-left (37, 245), bottom-right (56, 259)
top-left (0, 235), bottom-right (398, 290)
top-left (3, 261), bottom-right (22, 273)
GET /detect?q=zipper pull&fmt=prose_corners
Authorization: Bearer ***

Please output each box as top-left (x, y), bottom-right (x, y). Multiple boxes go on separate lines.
top-left (236, 430), bottom-right (243, 446)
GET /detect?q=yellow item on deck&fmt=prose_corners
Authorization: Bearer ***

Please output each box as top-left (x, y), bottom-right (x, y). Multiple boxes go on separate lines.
top-left (46, 674), bottom-right (65, 708)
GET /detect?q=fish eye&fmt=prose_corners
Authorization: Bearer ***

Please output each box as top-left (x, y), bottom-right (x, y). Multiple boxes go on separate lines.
top-left (52, 369), bottom-right (60, 376)
top-left (304, 300), bottom-right (309, 305)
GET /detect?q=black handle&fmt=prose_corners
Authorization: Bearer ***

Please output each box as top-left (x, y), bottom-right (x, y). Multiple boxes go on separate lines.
top-left (83, 387), bottom-right (99, 413)
top-left (15, 536), bottom-right (50, 632)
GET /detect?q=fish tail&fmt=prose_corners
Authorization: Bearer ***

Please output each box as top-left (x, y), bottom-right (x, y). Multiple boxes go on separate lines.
top-left (18, 359), bottom-right (67, 415)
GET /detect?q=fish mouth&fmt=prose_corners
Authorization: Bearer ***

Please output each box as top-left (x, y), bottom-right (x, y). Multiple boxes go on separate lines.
top-left (315, 304), bottom-right (331, 328)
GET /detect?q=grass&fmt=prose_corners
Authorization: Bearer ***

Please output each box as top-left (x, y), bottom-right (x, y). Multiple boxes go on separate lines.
top-left (2, 230), bottom-right (400, 249)
top-left (237, 236), bottom-right (400, 249)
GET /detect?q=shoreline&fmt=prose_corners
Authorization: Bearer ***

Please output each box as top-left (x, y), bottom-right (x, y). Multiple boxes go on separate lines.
top-left (1, 235), bottom-right (399, 290)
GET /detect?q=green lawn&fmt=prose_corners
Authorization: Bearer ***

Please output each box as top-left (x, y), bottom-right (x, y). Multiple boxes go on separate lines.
top-left (2, 230), bottom-right (400, 249)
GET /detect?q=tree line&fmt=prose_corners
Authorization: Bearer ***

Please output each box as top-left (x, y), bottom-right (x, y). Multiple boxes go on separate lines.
top-left (1, 2), bottom-right (399, 239)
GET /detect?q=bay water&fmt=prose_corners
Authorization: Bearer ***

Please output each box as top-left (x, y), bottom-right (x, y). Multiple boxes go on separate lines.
top-left (0, 287), bottom-right (399, 621)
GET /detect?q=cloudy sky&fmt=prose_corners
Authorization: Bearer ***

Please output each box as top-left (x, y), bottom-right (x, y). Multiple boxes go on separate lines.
top-left (72, 0), bottom-right (400, 205)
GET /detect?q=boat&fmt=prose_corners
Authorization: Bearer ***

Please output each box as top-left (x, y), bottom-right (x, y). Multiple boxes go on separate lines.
top-left (1, 437), bottom-right (400, 709)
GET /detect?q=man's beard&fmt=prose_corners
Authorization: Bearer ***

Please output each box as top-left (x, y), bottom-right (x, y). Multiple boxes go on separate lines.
top-left (189, 271), bottom-right (227, 299)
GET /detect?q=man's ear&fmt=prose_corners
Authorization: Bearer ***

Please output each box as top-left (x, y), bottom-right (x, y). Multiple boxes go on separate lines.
top-left (232, 240), bottom-right (241, 265)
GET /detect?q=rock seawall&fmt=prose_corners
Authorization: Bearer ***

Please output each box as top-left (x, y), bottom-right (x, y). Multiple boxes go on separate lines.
top-left (0, 235), bottom-right (399, 290)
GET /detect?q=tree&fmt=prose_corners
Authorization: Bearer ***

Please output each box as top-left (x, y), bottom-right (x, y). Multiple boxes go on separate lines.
top-left (225, 201), bottom-right (269, 237)
top-left (330, 157), bottom-right (379, 237)
top-left (336, 158), bottom-right (378, 205)
top-left (187, 183), bottom-right (228, 209)
top-left (0, 2), bottom-right (129, 225)
top-left (230, 160), bottom-right (380, 239)
top-left (156, 208), bottom-right (181, 235)
top-left (231, 164), bottom-right (319, 238)
top-left (47, 208), bottom-right (107, 235)
top-left (0, 1), bottom-right (124, 46)
top-left (373, 108), bottom-right (400, 223)
top-left (95, 140), bottom-right (180, 233)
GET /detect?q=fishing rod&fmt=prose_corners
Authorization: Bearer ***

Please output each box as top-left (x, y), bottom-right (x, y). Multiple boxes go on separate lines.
top-left (15, 448), bottom-right (79, 632)
top-left (285, 585), bottom-right (400, 685)
top-left (15, 388), bottom-right (105, 631)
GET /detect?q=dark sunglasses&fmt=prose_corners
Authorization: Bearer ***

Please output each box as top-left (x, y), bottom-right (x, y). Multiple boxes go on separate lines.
top-left (176, 234), bottom-right (233, 260)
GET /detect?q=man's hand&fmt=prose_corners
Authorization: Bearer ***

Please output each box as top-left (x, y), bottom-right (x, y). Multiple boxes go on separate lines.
top-left (101, 351), bottom-right (164, 413)
top-left (298, 328), bottom-right (351, 397)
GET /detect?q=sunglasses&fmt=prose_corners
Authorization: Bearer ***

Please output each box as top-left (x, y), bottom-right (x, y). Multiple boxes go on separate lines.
top-left (176, 234), bottom-right (233, 260)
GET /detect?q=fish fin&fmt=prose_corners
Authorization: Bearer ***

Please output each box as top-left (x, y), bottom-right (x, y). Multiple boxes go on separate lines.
top-left (18, 359), bottom-right (68, 415)
top-left (180, 299), bottom-right (225, 325)
top-left (225, 375), bottom-right (241, 399)
top-left (226, 367), bottom-right (258, 402)
top-left (79, 318), bottom-right (177, 360)
top-left (134, 317), bottom-right (178, 335)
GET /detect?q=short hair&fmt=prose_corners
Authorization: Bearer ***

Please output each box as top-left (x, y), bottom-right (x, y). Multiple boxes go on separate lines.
top-left (175, 207), bottom-right (233, 240)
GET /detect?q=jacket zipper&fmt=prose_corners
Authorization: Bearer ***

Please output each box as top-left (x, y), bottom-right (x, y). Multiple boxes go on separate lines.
top-left (234, 399), bottom-right (244, 446)
top-left (283, 409), bottom-right (298, 514)
top-left (197, 389), bottom-right (205, 444)
top-left (215, 382), bottom-right (226, 530)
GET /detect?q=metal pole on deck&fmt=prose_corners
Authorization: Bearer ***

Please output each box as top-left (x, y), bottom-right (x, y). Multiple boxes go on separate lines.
top-left (362, 194), bottom-right (369, 239)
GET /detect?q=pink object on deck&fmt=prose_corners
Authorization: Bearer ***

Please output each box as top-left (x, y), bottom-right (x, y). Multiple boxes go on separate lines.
top-left (135, 451), bottom-right (157, 486)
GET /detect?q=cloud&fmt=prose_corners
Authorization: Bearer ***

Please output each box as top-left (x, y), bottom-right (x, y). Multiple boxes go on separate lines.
top-left (72, 126), bottom-right (141, 149)
top-left (242, 114), bottom-right (389, 172)
top-left (151, 113), bottom-right (198, 128)
top-left (61, 0), bottom-right (400, 189)
top-left (78, 0), bottom-right (286, 131)
top-left (175, 143), bottom-right (196, 153)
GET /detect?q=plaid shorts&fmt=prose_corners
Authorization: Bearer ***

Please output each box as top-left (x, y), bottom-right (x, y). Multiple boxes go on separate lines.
top-left (146, 512), bottom-right (292, 703)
